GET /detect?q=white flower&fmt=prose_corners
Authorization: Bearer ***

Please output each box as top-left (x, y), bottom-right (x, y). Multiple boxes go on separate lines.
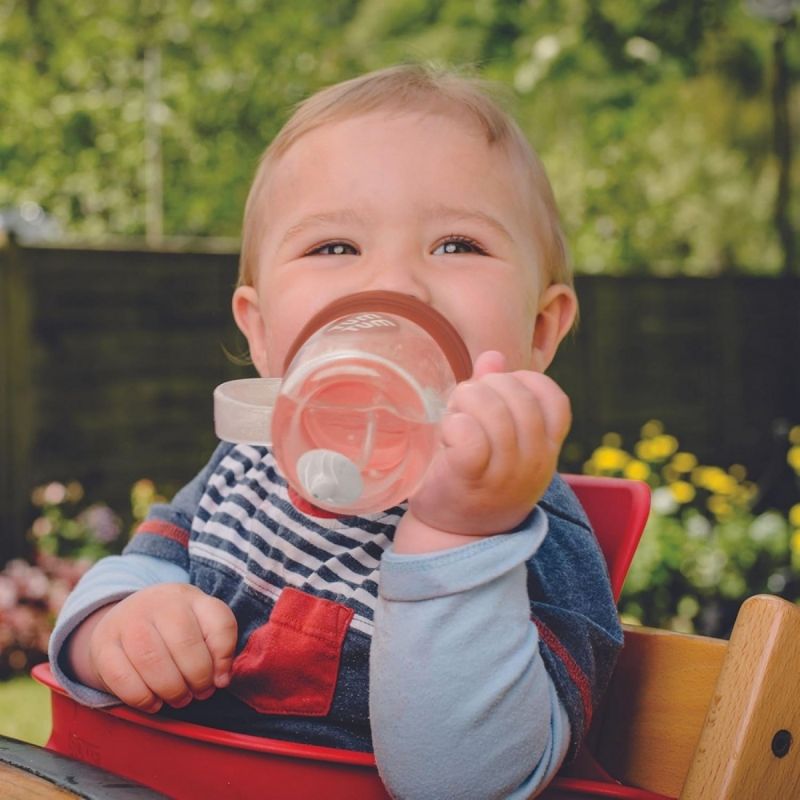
top-left (652, 486), bottom-right (679, 515)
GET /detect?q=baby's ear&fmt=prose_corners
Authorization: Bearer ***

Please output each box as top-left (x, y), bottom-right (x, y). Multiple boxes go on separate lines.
top-left (530, 284), bottom-right (578, 373)
top-left (232, 285), bottom-right (270, 376)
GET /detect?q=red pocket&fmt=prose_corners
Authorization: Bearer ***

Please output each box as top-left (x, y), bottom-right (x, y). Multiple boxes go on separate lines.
top-left (229, 587), bottom-right (354, 716)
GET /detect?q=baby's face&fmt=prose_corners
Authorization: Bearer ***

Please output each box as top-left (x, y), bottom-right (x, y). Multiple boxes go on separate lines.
top-left (235, 110), bottom-right (552, 377)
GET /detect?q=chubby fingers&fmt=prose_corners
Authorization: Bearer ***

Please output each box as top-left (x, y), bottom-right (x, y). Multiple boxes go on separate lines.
top-left (92, 634), bottom-right (165, 713)
top-left (92, 587), bottom-right (237, 713)
top-left (148, 591), bottom-right (236, 702)
top-left (471, 350), bottom-right (507, 379)
top-left (468, 350), bottom-right (572, 449)
top-left (437, 350), bottom-right (512, 479)
top-left (441, 368), bottom-right (571, 480)
top-left (441, 378), bottom-right (533, 480)
top-left (507, 370), bottom-right (572, 449)
top-left (190, 592), bottom-right (238, 689)
top-left (471, 350), bottom-right (571, 444)
top-left (93, 612), bottom-right (192, 713)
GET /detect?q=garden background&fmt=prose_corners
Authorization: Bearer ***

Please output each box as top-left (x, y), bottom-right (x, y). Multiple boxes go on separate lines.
top-left (1, 0), bottom-right (799, 744)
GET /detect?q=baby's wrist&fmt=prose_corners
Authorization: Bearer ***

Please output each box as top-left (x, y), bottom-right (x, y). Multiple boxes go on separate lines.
top-left (66, 603), bottom-right (116, 690)
top-left (393, 510), bottom-right (492, 554)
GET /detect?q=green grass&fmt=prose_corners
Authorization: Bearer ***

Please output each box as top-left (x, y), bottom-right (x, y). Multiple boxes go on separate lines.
top-left (0, 675), bottom-right (51, 745)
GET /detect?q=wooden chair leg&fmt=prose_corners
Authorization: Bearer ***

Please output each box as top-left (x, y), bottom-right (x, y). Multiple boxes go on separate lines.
top-left (680, 594), bottom-right (800, 800)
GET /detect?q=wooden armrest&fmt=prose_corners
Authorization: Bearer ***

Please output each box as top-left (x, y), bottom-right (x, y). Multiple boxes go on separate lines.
top-left (587, 595), bottom-right (800, 799)
top-left (681, 594), bottom-right (800, 799)
top-left (588, 623), bottom-right (727, 797)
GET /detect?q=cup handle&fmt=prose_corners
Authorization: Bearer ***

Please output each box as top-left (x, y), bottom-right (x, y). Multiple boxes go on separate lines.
top-left (214, 378), bottom-right (281, 446)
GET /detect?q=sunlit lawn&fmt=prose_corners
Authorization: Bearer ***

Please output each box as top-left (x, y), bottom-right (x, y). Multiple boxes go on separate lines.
top-left (0, 675), bottom-right (51, 745)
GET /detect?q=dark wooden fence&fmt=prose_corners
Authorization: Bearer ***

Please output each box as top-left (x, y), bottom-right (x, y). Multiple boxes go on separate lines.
top-left (2, 241), bottom-right (798, 564)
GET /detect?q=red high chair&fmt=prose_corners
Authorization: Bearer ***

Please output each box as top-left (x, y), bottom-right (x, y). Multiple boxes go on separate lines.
top-left (29, 475), bottom-right (800, 799)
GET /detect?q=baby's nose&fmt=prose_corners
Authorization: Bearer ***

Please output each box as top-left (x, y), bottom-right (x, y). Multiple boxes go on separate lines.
top-left (364, 259), bottom-right (432, 303)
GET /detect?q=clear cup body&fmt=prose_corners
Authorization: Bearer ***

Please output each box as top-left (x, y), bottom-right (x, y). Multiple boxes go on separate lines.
top-left (271, 311), bottom-right (458, 514)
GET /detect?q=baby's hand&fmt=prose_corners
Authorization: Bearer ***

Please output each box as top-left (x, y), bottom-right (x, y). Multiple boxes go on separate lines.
top-left (79, 584), bottom-right (237, 713)
top-left (404, 351), bottom-right (571, 543)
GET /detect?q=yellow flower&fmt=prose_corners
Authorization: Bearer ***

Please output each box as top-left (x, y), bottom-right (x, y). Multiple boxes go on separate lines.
top-left (713, 475), bottom-right (737, 495)
top-left (729, 464), bottom-right (747, 481)
top-left (624, 460), bottom-right (651, 481)
top-left (636, 434), bottom-right (678, 462)
top-left (671, 452), bottom-right (698, 473)
top-left (602, 432), bottom-right (622, 448)
top-left (65, 481), bottom-right (85, 503)
top-left (790, 426), bottom-right (800, 445)
top-left (692, 466), bottom-right (736, 495)
top-left (670, 481), bottom-right (696, 504)
top-left (640, 420), bottom-right (664, 439)
top-left (707, 495), bottom-right (732, 519)
top-left (790, 504), bottom-right (800, 529)
top-left (131, 479), bottom-right (165, 520)
top-left (635, 440), bottom-right (657, 461)
top-left (788, 446), bottom-right (800, 473)
top-left (651, 434), bottom-right (679, 459)
top-left (791, 530), bottom-right (800, 556)
top-left (131, 479), bottom-right (156, 503)
top-left (591, 446), bottom-right (630, 472)
top-left (732, 485), bottom-right (755, 511)
top-left (661, 465), bottom-right (680, 484)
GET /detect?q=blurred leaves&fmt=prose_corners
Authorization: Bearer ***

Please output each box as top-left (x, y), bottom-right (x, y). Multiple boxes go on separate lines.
top-left (29, 480), bottom-right (122, 561)
top-left (1, 0), bottom-right (798, 273)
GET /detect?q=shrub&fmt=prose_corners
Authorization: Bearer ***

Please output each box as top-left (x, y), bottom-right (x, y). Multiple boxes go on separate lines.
top-left (584, 421), bottom-right (800, 637)
top-left (0, 479), bottom-right (164, 679)
top-left (0, 555), bottom-right (91, 679)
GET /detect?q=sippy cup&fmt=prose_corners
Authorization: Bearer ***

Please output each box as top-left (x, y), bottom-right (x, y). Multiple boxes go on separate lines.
top-left (214, 291), bottom-right (472, 515)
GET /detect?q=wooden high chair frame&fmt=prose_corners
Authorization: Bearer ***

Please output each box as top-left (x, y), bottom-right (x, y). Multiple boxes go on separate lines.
top-left (10, 475), bottom-right (800, 798)
top-left (554, 480), bottom-right (800, 799)
top-left (582, 593), bottom-right (800, 799)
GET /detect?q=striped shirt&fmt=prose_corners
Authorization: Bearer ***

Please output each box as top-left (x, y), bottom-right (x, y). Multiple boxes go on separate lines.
top-left (118, 441), bottom-right (622, 759)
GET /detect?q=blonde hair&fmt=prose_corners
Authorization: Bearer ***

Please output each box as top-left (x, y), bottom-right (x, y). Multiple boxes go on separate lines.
top-left (238, 63), bottom-right (571, 291)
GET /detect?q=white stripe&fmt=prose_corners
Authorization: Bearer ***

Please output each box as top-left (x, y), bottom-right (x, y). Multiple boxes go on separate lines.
top-left (202, 456), bottom-right (395, 582)
top-left (198, 512), bottom-right (383, 614)
top-left (200, 505), bottom-right (386, 595)
top-left (190, 540), bottom-right (375, 636)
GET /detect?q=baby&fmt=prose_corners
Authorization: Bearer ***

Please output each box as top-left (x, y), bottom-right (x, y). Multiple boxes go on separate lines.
top-left (50, 64), bottom-right (622, 799)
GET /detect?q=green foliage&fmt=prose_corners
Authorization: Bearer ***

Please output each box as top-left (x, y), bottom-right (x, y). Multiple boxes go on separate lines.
top-left (584, 420), bottom-right (800, 637)
top-left (0, 2), bottom-right (798, 265)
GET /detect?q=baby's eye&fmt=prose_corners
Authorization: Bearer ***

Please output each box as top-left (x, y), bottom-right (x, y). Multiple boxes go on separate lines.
top-left (432, 236), bottom-right (487, 256)
top-left (306, 241), bottom-right (358, 256)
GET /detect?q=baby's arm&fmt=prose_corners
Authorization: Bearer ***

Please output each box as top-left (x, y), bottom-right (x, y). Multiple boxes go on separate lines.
top-left (370, 516), bottom-right (569, 799)
top-left (370, 354), bottom-right (579, 797)
top-left (50, 441), bottom-right (239, 709)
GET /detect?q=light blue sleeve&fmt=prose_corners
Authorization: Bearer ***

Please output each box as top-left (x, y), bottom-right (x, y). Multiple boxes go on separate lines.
top-left (369, 509), bottom-right (570, 800)
top-left (48, 443), bottom-right (234, 706)
top-left (48, 553), bottom-right (189, 707)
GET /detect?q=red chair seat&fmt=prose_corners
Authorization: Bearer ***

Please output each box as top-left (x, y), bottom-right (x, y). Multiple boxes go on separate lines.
top-left (35, 475), bottom-right (652, 799)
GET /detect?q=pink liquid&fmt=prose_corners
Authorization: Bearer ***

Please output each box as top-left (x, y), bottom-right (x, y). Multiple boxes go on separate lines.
top-left (272, 357), bottom-right (438, 513)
